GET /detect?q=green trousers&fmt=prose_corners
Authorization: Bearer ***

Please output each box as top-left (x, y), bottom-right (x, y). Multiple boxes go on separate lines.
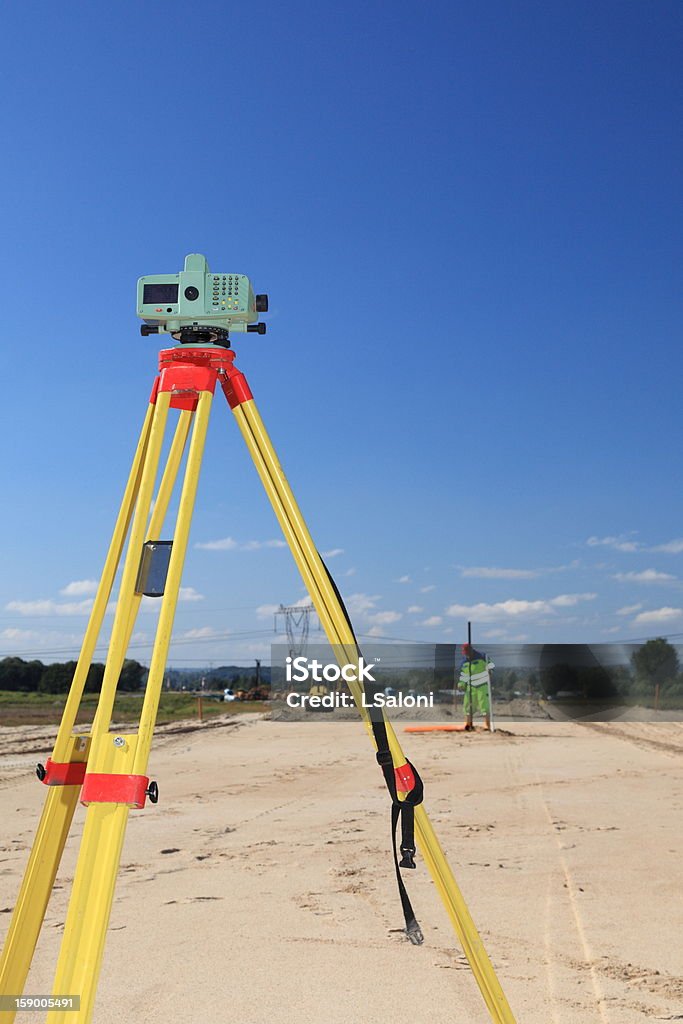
top-left (462, 685), bottom-right (490, 716)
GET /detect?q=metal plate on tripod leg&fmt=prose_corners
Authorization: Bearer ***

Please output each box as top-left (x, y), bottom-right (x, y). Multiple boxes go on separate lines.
top-left (135, 540), bottom-right (173, 596)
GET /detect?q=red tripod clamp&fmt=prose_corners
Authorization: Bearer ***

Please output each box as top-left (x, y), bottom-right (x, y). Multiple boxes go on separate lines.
top-left (394, 763), bottom-right (417, 793)
top-left (36, 758), bottom-right (87, 787)
top-left (80, 773), bottom-right (158, 809)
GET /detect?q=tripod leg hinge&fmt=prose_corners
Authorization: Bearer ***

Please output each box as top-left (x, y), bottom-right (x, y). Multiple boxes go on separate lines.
top-left (220, 369), bottom-right (253, 409)
top-left (81, 773), bottom-right (151, 809)
top-left (38, 758), bottom-right (88, 787)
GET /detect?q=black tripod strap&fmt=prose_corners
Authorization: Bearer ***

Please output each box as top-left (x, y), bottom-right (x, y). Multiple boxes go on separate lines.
top-left (391, 803), bottom-right (423, 944)
top-left (376, 748), bottom-right (424, 944)
top-left (321, 559), bottom-right (425, 944)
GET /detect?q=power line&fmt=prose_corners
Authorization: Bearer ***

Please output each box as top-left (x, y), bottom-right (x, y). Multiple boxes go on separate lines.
top-left (0, 603), bottom-right (268, 625)
top-left (0, 628), bottom-right (274, 661)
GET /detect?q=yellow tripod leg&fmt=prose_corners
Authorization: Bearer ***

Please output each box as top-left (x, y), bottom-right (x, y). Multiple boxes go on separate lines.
top-left (45, 392), bottom-right (170, 1023)
top-left (134, 391), bottom-right (212, 773)
top-left (0, 402), bottom-right (155, 1024)
top-left (0, 738), bottom-right (88, 1024)
top-left (121, 409), bottom-right (193, 663)
top-left (53, 401), bottom-right (157, 761)
top-left (48, 393), bottom-right (212, 1024)
top-left (89, 392), bottom-right (171, 739)
top-left (230, 396), bottom-right (517, 1024)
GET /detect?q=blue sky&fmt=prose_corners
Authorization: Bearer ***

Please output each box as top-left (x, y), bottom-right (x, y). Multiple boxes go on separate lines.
top-left (1, 1), bottom-right (682, 668)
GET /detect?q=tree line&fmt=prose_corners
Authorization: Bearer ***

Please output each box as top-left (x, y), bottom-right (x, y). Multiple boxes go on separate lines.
top-left (500, 638), bottom-right (683, 703)
top-left (0, 657), bottom-right (146, 694)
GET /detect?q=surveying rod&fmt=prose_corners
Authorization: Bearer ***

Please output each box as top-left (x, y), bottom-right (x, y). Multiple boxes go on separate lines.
top-left (467, 619), bottom-right (473, 727)
top-left (487, 649), bottom-right (496, 733)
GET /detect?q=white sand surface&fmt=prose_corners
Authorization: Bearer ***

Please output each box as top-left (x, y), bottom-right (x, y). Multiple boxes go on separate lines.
top-left (1, 716), bottom-right (682, 1023)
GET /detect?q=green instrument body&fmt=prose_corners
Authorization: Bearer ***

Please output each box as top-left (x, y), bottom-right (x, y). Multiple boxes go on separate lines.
top-left (137, 253), bottom-right (259, 334)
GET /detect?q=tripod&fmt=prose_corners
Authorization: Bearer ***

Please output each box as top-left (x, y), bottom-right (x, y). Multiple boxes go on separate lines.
top-left (0, 342), bottom-right (517, 1024)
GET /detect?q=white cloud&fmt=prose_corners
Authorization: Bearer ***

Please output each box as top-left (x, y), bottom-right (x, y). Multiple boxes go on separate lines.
top-left (179, 626), bottom-right (219, 640)
top-left (8, 575), bottom-right (205, 622)
top-left (632, 607), bottom-right (683, 626)
top-left (0, 626), bottom-right (90, 655)
top-left (649, 538), bottom-right (683, 554)
top-left (586, 535), bottom-right (683, 556)
top-left (60, 579), bottom-right (99, 597)
top-left (368, 610), bottom-right (402, 625)
top-left (586, 534), bottom-right (640, 552)
top-left (256, 604), bottom-right (279, 619)
top-left (5, 598), bottom-right (94, 617)
top-left (549, 593), bottom-right (597, 607)
top-left (460, 566), bottom-right (541, 580)
top-left (396, 575), bottom-right (411, 584)
top-left (195, 536), bottom-right (286, 551)
top-left (0, 627), bottom-right (38, 641)
top-left (612, 569), bottom-right (676, 584)
top-left (419, 585), bottom-right (436, 594)
top-left (420, 616), bottom-right (443, 627)
top-left (617, 603), bottom-right (643, 615)
top-left (445, 599), bottom-right (549, 621)
top-left (407, 605), bottom-right (423, 614)
top-left (445, 593), bottom-right (596, 622)
top-left (243, 539), bottom-right (287, 551)
top-left (345, 593), bottom-right (380, 615)
top-left (322, 548), bottom-right (344, 558)
top-left (601, 626), bottom-right (621, 634)
top-left (342, 567), bottom-right (357, 577)
top-left (195, 536), bottom-right (239, 551)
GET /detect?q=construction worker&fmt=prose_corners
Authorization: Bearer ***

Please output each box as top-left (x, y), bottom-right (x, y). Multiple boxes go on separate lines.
top-left (458, 643), bottom-right (494, 731)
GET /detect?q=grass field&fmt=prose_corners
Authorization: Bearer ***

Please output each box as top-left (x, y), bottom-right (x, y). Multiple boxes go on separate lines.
top-left (0, 690), bottom-right (265, 728)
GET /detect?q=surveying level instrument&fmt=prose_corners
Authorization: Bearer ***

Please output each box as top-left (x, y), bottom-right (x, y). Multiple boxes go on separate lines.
top-left (137, 252), bottom-right (268, 345)
top-left (0, 255), bottom-right (518, 1024)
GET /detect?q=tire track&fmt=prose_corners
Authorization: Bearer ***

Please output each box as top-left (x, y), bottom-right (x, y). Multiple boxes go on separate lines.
top-left (533, 776), bottom-right (611, 1024)
top-left (579, 722), bottom-right (683, 758)
top-left (504, 744), bottom-right (612, 1022)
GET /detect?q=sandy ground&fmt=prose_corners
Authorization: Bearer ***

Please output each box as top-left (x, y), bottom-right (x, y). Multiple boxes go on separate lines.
top-left (1, 715), bottom-right (682, 1023)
